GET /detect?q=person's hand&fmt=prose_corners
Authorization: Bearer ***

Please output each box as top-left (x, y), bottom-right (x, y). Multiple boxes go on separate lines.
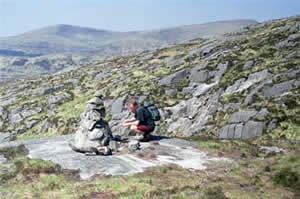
top-left (123, 119), bottom-right (129, 123)
top-left (121, 121), bottom-right (128, 127)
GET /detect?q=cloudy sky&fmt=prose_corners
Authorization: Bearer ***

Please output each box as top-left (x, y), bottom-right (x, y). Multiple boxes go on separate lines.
top-left (0, 0), bottom-right (299, 37)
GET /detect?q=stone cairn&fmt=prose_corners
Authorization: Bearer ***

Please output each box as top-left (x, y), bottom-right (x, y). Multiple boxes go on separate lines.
top-left (69, 91), bottom-right (116, 155)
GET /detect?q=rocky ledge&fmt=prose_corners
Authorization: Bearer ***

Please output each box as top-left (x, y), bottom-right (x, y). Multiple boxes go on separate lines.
top-left (0, 135), bottom-right (230, 179)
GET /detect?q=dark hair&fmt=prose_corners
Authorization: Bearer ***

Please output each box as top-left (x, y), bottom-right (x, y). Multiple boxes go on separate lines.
top-left (126, 97), bottom-right (138, 106)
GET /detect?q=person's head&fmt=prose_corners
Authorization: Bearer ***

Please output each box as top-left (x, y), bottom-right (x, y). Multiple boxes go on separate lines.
top-left (126, 97), bottom-right (138, 113)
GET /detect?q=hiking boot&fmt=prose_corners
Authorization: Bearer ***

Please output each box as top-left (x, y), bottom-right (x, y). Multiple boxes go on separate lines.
top-left (141, 134), bottom-right (151, 142)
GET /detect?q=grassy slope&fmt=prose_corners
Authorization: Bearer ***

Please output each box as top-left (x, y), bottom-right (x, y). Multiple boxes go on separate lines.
top-left (0, 137), bottom-right (299, 199)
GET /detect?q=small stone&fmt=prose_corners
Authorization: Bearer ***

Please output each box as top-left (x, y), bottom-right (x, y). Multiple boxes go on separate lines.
top-left (94, 91), bottom-right (103, 98)
top-left (88, 128), bottom-right (104, 141)
top-left (87, 97), bottom-right (103, 105)
top-left (81, 120), bottom-right (97, 131)
top-left (128, 140), bottom-right (140, 151)
top-left (85, 103), bottom-right (105, 115)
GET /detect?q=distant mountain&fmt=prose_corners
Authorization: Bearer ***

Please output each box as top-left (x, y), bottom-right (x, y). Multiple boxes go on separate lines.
top-left (0, 24), bottom-right (134, 55)
top-left (0, 20), bottom-right (257, 56)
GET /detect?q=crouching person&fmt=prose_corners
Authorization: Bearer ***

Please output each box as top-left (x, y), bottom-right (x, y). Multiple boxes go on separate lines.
top-left (121, 98), bottom-right (155, 141)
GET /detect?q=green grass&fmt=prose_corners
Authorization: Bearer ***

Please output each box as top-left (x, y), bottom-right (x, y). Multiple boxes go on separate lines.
top-left (56, 93), bottom-right (89, 120)
top-left (268, 120), bottom-right (300, 141)
top-left (0, 157), bottom-right (208, 199)
top-left (220, 93), bottom-right (245, 104)
top-left (1, 135), bottom-right (300, 199)
top-left (198, 140), bottom-right (221, 149)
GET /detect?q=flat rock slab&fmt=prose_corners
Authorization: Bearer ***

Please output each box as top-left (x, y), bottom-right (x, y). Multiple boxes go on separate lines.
top-left (0, 135), bottom-right (230, 179)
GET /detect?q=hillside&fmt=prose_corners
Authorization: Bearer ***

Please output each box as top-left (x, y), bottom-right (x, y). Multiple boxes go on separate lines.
top-left (0, 16), bottom-right (299, 198)
top-left (0, 54), bottom-right (103, 82)
top-left (0, 20), bottom-right (256, 56)
top-left (0, 16), bottom-right (298, 140)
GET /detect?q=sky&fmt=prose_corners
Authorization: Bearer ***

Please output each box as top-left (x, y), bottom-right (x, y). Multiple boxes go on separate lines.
top-left (0, 0), bottom-right (300, 37)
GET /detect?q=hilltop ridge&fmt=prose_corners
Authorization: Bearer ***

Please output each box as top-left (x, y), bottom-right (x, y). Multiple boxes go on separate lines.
top-left (0, 19), bottom-right (256, 56)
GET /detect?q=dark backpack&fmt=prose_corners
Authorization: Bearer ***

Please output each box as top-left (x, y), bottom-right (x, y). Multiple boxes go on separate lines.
top-left (143, 102), bottom-right (161, 121)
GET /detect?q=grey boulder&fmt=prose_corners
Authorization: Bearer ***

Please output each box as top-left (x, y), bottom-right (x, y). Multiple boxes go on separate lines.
top-left (218, 121), bottom-right (265, 140)
top-left (228, 111), bottom-right (258, 123)
top-left (263, 80), bottom-right (294, 98)
top-left (158, 69), bottom-right (189, 86)
top-left (111, 96), bottom-right (126, 115)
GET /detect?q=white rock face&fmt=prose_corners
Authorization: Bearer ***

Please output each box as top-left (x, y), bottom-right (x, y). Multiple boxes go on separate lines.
top-left (0, 135), bottom-right (231, 179)
top-left (224, 69), bottom-right (271, 95)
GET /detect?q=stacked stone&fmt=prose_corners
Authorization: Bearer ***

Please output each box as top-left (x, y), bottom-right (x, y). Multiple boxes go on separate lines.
top-left (69, 91), bottom-right (114, 155)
